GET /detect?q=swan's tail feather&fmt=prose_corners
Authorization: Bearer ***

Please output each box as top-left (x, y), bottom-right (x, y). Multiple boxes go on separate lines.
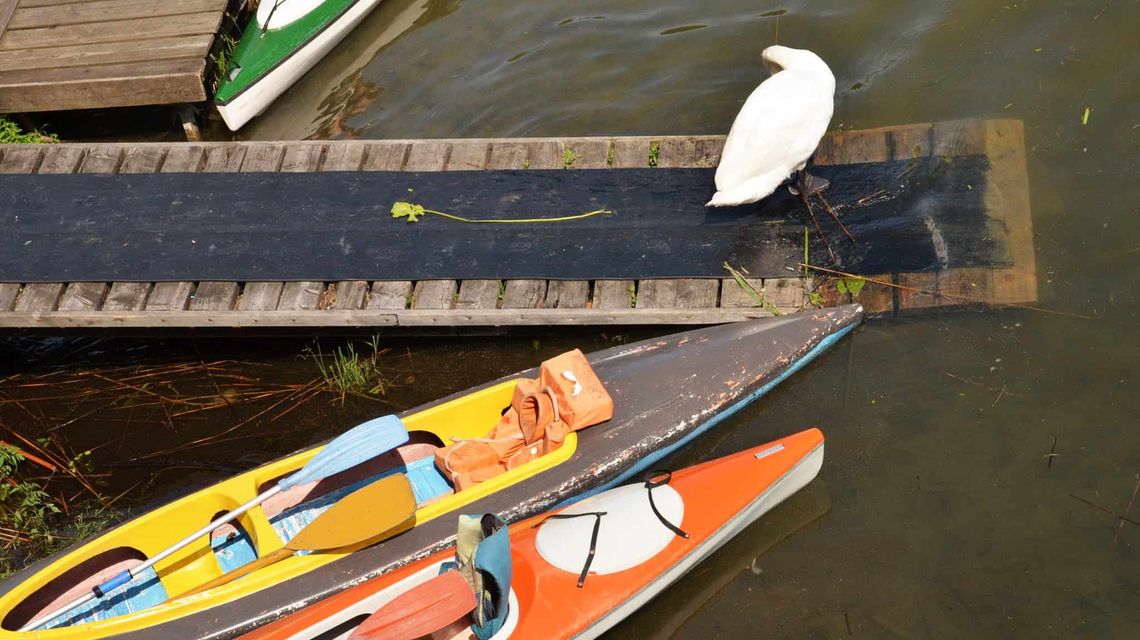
top-left (705, 172), bottom-right (787, 207)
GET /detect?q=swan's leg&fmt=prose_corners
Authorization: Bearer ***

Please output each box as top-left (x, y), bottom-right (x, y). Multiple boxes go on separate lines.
top-left (818, 193), bottom-right (856, 242)
top-left (801, 195), bottom-right (837, 263)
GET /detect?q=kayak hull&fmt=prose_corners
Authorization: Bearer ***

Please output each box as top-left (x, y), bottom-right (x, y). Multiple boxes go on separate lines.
top-left (216, 0), bottom-right (385, 131)
top-left (241, 429), bottom-right (827, 639)
top-left (0, 306), bottom-right (860, 639)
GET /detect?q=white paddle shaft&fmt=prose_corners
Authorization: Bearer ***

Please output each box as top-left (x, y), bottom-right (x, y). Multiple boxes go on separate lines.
top-left (21, 485), bottom-right (284, 631)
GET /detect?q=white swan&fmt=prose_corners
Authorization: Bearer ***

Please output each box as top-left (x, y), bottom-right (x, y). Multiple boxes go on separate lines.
top-left (707, 46), bottom-right (836, 207)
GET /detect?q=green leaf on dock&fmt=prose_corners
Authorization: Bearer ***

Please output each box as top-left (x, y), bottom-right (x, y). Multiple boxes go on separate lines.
top-left (836, 277), bottom-right (866, 297)
top-left (391, 201), bottom-right (426, 223)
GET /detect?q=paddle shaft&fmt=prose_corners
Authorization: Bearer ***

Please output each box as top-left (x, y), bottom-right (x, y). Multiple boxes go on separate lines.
top-left (177, 546), bottom-right (293, 599)
top-left (20, 485), bottom-right (283, 631)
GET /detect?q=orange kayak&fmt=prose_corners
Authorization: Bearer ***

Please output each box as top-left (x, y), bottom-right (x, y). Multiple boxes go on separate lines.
top-left (241, 428), bottom-right (825, 640)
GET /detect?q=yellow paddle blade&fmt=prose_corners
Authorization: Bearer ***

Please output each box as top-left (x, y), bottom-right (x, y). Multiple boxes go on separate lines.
top-left (290, 473), bottom-right (417, 551)
top-left (175, 473), bottom-right (416, 600)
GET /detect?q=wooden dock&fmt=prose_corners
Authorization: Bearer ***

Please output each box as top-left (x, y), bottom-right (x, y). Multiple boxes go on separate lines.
top-left (0, 118), bottom-right (1037, 330)
top-left (0, 0), bottom-right (230, 113)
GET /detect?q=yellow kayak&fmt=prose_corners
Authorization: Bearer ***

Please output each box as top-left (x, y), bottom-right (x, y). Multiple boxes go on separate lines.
top-left (0, 305), bottom-right (862, 639)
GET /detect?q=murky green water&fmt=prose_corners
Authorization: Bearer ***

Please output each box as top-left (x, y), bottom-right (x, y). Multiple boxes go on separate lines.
top-left (5, 0), bottom-right (1139, 636)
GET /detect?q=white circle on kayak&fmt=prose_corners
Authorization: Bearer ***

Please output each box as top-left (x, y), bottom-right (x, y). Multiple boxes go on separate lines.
top-left (257, 0), bottom-right (326, 30)
top-left (535, 483), bottom-right (684, 576)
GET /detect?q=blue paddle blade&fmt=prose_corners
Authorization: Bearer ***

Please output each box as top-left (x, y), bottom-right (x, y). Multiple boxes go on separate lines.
top-left (280, 415), bottom-right (409, 490)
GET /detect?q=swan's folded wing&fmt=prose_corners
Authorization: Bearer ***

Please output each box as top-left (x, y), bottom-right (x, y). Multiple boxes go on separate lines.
top-left (715, 72), bottom-right (834, 193)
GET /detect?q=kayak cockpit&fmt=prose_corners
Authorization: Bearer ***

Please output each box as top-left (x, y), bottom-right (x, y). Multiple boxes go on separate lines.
top-left (0, 368), bottom-right (595, 635)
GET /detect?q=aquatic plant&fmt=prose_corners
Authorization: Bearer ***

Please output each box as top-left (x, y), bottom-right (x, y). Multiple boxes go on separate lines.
top-left (835, 277), bottom-right (866, 297)
top-left (310, 336), bottom-right (393, 403)
top-left (0, 444), bottom-right (61, 555)
top-left (391, 201), bottom-right (612, 224)
top-left (0, 117), bottom-right (57, 144)
top-left (723, 262), bottom-right (781, 315)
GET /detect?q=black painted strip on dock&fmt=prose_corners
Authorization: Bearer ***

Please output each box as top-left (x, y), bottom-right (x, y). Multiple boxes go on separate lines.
top-left (0, 156), bottom-right (1005, 283)
top-left (0, 120), bottom-right (1039, 329)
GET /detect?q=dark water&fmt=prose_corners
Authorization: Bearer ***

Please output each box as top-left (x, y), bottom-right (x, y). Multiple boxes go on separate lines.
top-left (5, 0), bottom-right (1140, 637)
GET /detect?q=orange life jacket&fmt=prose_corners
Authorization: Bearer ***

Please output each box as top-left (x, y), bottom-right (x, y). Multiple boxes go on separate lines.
top-left (435, 349), bottom-right (613, 491)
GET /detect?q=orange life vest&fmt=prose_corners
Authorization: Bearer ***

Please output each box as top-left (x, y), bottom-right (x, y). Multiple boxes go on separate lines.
top-left (435, 349), bottom-right (613, 490)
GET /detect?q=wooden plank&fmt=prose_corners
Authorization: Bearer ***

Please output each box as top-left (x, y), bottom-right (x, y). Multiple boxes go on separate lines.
top-left (280, 143), bottom-right (323, 172)
top-left (145, 281), bottom-right (192, 311)
top-left (412, 280), bottom-right (456, 309)
top-left (719, 277), bottom-right (764, 309)
top-left (635, 280), bottom-right (676, 308)
top-left (593, 280), bottom-right (633, 310)
top-left (446, 141), bottom-right (489, 171)
top-left (610, 138), bottom-right (652, 169)
top-left (932, 120), bottom-right (986, 157)
top-left (525, 140), bottom-right (564, 170)
top-left (240, 143), bottom-right (284, 172)
top-left (119, 146), bottom-right (166, 173)
top-left (897, 272), bottom-right (940, 309)
top-left (487, 142), bottom-right (528, 170)
top-left (0, 308), bottom-right (782, 329)
top-left (855, 274), bottom-right (896, 314)
top-left (656, 137), bottom-right (722, 168)
top-left (0, 1), bottom-right (17, 40)
top-left (188, 281), bottom-right (239, 311)
top-left (0, 13), bottom-right (223, 50)
top-left (322, 142), bottom-right (367, 171)
top-left (544, 281), bottom-right (589, 308)
top-left (368, 281), bottom-right (412, 310)
top-left (455, 279), bottom-right (500, 309)
top-left (160, 145), bottom-right (204, 172)
top-left (560, 139), bottom-right (611, 169)
top-left (8, 0), bottom-right (222, 30)
top-left (983, 120), bottom-right (1036, 304)
top-left (102, 282), bottom-right (149, 311)
top-left (333, 280), bottom-right (369, 310)
top-left (0, 35), bottom-right (213, 72)
top-left (0, 146), bottom-right (42, 173)
top-left (405, 141), bottom-right (450, 171)
top-left (14, 282), bottom-right (63, 311)
top-left (0, 59), bottom-right (207, 112)
top-left (764, 278), bottom-right (806, 311)
top-left (673, 279), bottom-right (718, 308)
top-left (278, 281), bottom-right (322, 310)
top-left (0, 283), bottom-right (18, 312)
top-left (361, 142), bottom-right (407, 171)
top-left (936, 267), bottom-right (995, 308)
top-left (36, 146), bottom-right (84, 173)
top-left (886, 123), bottom-right (933, 160)
top-left (78, 146), bottom-right (121, 173)
top-left (58, 282), bottom-right (108, 311)
top-left (817, 128), bottom-right (889, 165)
top-left (237, 282), bottom-right (284, 311)
top-left (501, 279), bottom-right (546, 308)
top-left (203, 145), bottom-right (246, 172)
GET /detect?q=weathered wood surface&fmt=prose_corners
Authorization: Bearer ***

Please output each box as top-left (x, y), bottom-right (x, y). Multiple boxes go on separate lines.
top-left (0, 120), bottom-right (1037, 329)
top-left (0, 0), bottom-right (228, 112)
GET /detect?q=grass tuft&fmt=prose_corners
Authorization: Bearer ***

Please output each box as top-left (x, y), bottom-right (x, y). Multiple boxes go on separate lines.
top-left (309, 336), bottom-right (393, 403)
top-left (0, 116), bottom-right (58, 144)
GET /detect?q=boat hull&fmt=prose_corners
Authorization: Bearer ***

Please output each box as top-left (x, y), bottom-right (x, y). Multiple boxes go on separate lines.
top-left (0, 306), bottom-right (860, 639)
top-left (241, 429), bottom-right (827, 639)
top-left (216, 0), bottom-right (385, 131)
